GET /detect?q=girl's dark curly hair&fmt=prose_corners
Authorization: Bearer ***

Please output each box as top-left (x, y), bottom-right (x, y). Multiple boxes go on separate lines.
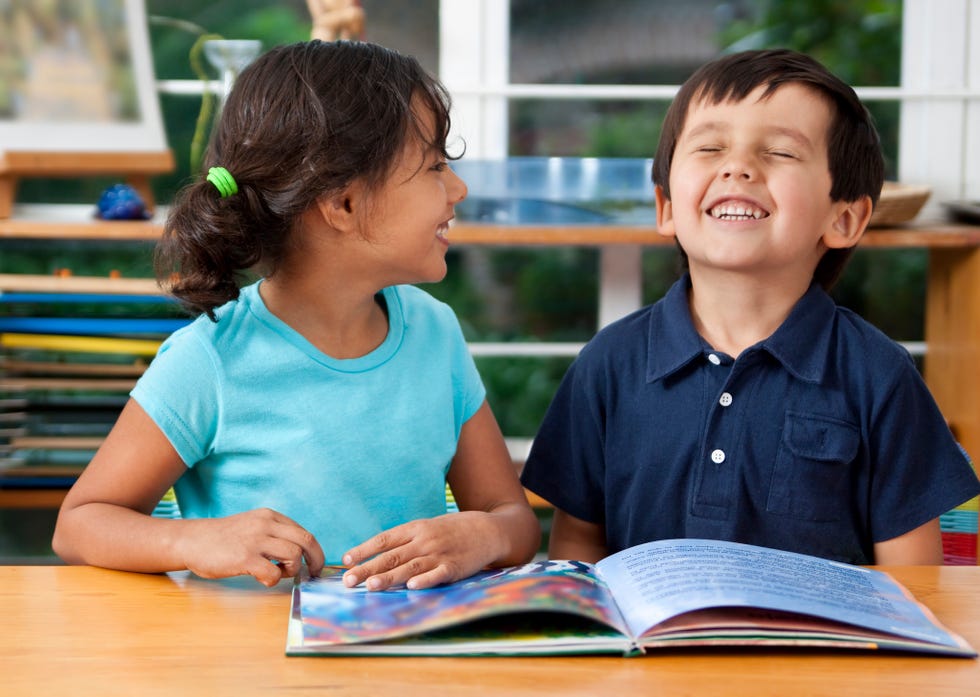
top-left (158, 40), bottom-right (455, 319)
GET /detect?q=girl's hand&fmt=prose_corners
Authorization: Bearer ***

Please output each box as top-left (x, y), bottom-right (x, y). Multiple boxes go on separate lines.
top-left (177, 508), bottom-right (326, 587)
top-left (340, 510), bottom-right (513, 591)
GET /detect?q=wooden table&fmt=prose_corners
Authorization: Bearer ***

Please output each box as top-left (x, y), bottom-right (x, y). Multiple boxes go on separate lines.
top-left (0, 565), bottom-right (977, 696)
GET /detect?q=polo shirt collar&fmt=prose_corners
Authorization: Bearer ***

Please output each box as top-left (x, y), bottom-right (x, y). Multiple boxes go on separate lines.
top-left (646, 275), bottom-right (705, 382)
top-left (647, 274), bottom-right (835, 385)
top-left (761, 282), bottom-right (835, 384)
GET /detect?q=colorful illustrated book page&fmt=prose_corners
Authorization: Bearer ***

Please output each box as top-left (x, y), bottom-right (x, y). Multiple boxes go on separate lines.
top-left (286, 539), bottom-right (977, 658)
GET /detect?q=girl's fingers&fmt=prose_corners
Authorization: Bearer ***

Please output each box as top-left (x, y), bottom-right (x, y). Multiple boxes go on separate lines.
top-left (403, 563), bottom-right (455, 591)
top-left (342, 526), bottom-right (412, 567)
top-left (267, 514), bottom-right (326, 575)
top-left (246, 557), bottom-right (285, 587)
top-left (342, 545), bottom-right (418, 588)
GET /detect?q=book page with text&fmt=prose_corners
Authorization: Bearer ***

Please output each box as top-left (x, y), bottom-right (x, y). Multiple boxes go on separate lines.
top-left (596, 539), bottom-right (962, 648)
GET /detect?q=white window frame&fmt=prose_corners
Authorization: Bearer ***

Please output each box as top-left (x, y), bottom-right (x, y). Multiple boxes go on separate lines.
top-left (156, 0), bottom-right (980, 345)
top-left (439, 0), bottom-right (980, 332)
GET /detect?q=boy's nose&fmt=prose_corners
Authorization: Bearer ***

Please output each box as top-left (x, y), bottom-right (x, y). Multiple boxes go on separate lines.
top-left (720, 155), bottom-right (755, 181)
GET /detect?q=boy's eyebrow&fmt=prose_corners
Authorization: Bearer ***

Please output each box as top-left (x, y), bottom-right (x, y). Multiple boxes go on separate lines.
top-left (767, 126), bottom-right (816, 149)
top-left (683, 121), bottom-right (816, 150)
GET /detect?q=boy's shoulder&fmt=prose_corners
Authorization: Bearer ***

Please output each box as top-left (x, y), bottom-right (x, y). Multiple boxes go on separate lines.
top-left (831, 304), bottom-right (917, 366)
top-left (583, 277), bottom-right (690, 356)
top-left (576, 301), bottom-right (661, 373)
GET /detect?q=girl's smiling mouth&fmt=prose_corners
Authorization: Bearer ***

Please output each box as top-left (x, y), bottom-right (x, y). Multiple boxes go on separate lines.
top-left (436, 220), bottom-right (451, 244)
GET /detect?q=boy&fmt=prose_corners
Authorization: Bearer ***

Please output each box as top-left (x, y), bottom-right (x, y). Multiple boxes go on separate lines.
top-left (521, 49), bottom-right (980, 565)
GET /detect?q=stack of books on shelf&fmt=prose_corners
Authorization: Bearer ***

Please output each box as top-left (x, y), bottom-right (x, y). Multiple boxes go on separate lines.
top-left (0, 284), bottom-right (184, 494)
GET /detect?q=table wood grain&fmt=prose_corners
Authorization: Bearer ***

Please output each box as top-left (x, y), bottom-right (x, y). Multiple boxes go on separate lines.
top-left (0, 565), bottom-right (977, 696)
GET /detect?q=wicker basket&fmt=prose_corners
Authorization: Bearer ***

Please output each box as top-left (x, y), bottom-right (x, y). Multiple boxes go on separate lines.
top-left (868, 182), bottom-right (932, 227)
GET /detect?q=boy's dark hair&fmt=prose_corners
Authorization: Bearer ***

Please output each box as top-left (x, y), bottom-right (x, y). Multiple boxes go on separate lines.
top-left (652, 49), bottom-right (885, 289)
top-left (159, 40), bottom-right (456, 318)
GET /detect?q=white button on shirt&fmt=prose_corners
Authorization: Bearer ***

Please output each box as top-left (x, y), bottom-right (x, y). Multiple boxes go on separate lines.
top-left (711, 449), bottom-right (726, 464)
top-left (707, 353), bottom-right (721, 365)
top-left (719, 392), bottom-right (733, 407)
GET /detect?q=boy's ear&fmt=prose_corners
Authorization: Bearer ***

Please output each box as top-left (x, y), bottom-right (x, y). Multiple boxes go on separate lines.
top-left (824, 195), bottom-right (873, 249)
top-left (654, 185), bottom-right (676, 239)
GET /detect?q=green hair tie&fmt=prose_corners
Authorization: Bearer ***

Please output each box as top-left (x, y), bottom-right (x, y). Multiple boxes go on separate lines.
top-left (206, 166), bottom-right (238, 198)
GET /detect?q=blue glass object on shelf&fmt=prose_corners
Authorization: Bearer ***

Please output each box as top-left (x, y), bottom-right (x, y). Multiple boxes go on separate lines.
top-left (95, 183), bottom-right (151, 220)
top-left (451, 157), bottom-right (656, 225)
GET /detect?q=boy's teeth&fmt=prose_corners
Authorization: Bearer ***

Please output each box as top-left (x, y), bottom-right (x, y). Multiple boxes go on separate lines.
top-left (710, 203), bottom-right (766, 220)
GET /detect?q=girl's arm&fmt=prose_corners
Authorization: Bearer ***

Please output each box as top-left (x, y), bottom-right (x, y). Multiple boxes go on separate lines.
top-left (52, 399), bottom-right (324, 586)
top-left (873, 518), bottom-right (944, 565)
top-left (341, 400), bottom-right (541, 590)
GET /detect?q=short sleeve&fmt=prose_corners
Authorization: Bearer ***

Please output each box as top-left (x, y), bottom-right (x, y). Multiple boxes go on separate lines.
top-left (444, 303), bottom-right (486, 426)
top-left (521, 354), bottom-right (607, 523)
top-left (867, 360), bottom-right (980, 542)
top-left (130, 326), bottom-right (221, 466)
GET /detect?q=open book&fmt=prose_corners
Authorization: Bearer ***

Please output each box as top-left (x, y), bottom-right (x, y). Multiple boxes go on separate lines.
top-left (286, 538), bottom-right (976, 657)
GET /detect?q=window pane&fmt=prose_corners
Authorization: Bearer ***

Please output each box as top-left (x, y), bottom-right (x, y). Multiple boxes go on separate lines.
top-left (510, 0), bottom-right (729, 85)
top-left (510, 99), bottom-right (668, 158)
top-left (508, 0), bottom-right (902, 161)
top-left (496, 0), bottom-right (914, 443)
top-left (358, 0), bottom-right (439, 75)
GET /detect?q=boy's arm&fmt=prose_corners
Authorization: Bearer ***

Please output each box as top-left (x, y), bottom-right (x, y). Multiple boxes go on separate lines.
top-left (873, 518), bottom-right (944, 564)
top-left (549, 508), bottom-right (608, 563)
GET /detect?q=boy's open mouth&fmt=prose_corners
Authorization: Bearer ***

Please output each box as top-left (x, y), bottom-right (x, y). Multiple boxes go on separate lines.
top-left (709, 202), bottom-right (769, 220)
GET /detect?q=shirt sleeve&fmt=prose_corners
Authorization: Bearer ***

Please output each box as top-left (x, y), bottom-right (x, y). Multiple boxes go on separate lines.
top-left (439, 301), bottom-right (486, 427)
top-left (521, 351), bottom-right (607, 523)
top-left (130, 326), bottom-right (221, 467)
top-left (868, 358), bottom-right (980, 542)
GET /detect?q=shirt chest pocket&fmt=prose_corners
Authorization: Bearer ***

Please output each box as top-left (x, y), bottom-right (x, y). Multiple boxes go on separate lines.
top-left (766, 412), bottom-right (860, 522)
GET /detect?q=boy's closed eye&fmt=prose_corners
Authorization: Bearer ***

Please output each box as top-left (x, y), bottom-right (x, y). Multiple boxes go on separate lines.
top-left (692, 144), bottom-right (724, 154)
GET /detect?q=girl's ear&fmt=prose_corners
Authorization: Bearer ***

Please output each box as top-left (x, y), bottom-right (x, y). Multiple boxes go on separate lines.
top-left (315, 183), bottom-right (362, 232)
top-left (824, 195), bottom-right (873, 249)
top-left (655, 185), bottom-right (676, 239)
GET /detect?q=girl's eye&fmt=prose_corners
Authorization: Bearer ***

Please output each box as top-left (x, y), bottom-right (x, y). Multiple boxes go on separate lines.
top-left (431, 161), bottom-right (449, 172)
top-left (768, 150), bottom-right (796, 159)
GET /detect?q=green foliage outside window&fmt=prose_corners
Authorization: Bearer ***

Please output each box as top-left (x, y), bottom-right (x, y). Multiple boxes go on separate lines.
top-left (8, 1), bottom-right (922, 437)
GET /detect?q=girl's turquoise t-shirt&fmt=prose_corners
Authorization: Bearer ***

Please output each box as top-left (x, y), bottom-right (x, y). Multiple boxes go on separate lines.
top-left (131, 281), bottom-right (485, 564)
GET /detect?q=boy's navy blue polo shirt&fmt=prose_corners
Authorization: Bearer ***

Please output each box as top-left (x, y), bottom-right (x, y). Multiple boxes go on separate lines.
top-left (522, 275), bottom-right (980, 564)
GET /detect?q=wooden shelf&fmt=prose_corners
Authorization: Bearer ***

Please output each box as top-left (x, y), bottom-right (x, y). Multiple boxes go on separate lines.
top-left (0, 273), bottom-right (162, 295)
top-left (451, 222), bottom-right (666, 245)
top-left (0, 150), bottom-right (174, 219)
top-left (2, 204), bottom-right (979, 247)
top-left (0, 204), bottom-right (164, 241)
top-left (0, 488), bottom-right (69, 509)
top-left (861, 223), bottom-right (980, 248)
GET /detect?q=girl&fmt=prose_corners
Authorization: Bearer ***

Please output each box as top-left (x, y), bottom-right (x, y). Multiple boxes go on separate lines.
top-left (52, 40), bottom-right (540, 590)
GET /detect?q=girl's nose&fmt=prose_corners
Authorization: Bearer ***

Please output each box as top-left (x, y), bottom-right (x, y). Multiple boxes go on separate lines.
top-left (447, 167), bottom-right (468, 203)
